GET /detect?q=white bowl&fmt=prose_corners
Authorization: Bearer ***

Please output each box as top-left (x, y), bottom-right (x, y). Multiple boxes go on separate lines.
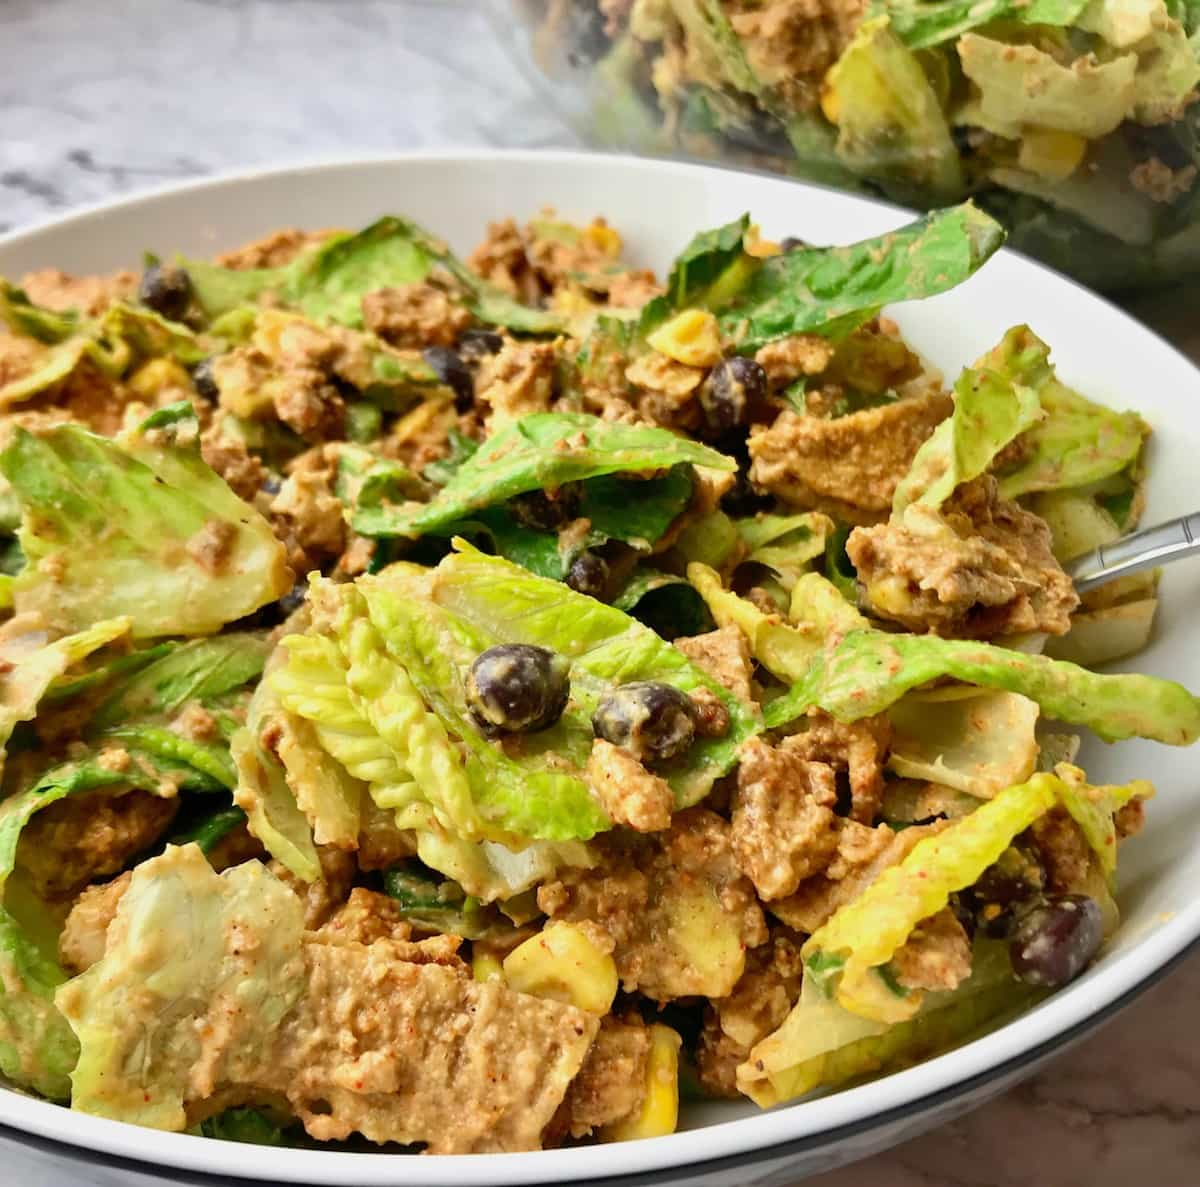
top-left (1, 151), bottom-right (1197, 1187)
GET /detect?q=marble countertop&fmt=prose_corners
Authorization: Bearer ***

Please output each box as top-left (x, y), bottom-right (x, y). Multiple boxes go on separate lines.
top-left (2, 1), bottom-right (1198, 1184)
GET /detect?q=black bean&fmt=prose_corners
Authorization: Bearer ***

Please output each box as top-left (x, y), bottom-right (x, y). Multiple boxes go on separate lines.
top-left (466, 644), bottom-right (571, 736)
top-left (138, 264), bottom-right (192, 321)
top-left (593, 681), bottom-right (695, 763)
top-left (971, 846), bottom-right (1046, 938)
top-left (565, 550), bottom-right (610, 600)
top-left (457, 328), bottom-right (504, 361)
top-left (510, 484), bottom-right (582, 532)
top-left (780, 237), bottom-right (809, 252)
top-left (720, 469), bottom-right (773, 517)
top-left (1009, 894), bottom-right (1104, 988)
top-left (423, 346), bottom-right (474, 412)
top-left (699, 356), bottom-right (766, 437)
top-left (191, 356), bottom-right (219, 401)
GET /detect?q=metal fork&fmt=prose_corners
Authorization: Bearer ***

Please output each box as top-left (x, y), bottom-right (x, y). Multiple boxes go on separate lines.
top-left (1067, 511), bottom-right (1200, 594)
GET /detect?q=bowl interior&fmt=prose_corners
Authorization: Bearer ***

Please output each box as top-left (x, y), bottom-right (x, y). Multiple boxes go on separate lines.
top-left (1, 151), bottom-right (1198, 1185)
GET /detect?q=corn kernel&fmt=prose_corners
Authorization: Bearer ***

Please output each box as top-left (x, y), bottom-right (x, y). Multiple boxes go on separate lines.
top-left (820, 81), bottom-right (840, 126)
top-left (866, 574), bottom-right (915, 618)
top-left (602, 1025), bottom-right (682, 1142)
top-left (502, 921), bottom-right (618, 1015)
top-left (583, 220), bottom-right (623, 258)
top-left (472, 950), bottom-right (505, 984)
top-left (1018, 128), bottom-right (1087, 182)
top-left (646, 309), bottom-right (723, 369)
top-left (128, 357), bottom-right (191, 399)
top-left (744, 223), bottom-right (782, 259)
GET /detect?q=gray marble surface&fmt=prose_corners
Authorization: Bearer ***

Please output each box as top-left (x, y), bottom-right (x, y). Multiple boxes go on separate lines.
top-left (2, 2), bottom-right (1200, 1185)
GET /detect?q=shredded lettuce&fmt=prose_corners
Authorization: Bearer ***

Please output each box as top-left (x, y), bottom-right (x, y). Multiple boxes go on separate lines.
top-left (57, 845), bottom-right (307, 1129)
top-left (994, 370), bottom-right (1149, 499)
top-left (876, 0), bottom-right (1090, 47)
top-left (735, 512), bottom-right (833, 591)
top-left (1054, 761), bottom-right (1153, 885)
top-left (0, 410), bottom-right (291, 637)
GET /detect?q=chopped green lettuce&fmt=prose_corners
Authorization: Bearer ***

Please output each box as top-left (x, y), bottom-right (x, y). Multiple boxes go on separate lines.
top-left (197, 1107), bottom-right (287, 1146)
top-left (803, 775), bottom-right (1061, 1021)
top-left (231, 676), bottom-right (321, 882)
top-left (825, 18), bottom-right (964, 203)
top-left (740, 942), bottom-right (1039, 1105)
top-left (0, 410), bottom-right (292, 637)
top-left (90, 633), bottom-right (268, 731)
top-left (57, 845), bottom-right (307, 1129)
top-left (1053, 761), bottom-right (1153, 885)
top-left (736, 511), bottom-right (832, 591)
top-left (0, 877), bottom-right (79, 1100)
top-left (186, 216), bottom-right (561, 333)
top-left (994, 369), bottom-right (1149, 499)
top-left (715, 204), bottom-right (1005, 352)
top-left (169, 804), bottom-right (248, 856)
top-left (892, 326), bottom-right (1047, 515)
top-left (957, 35), bottom-right (1138, 140)
top-left (447, 466), bottom-right (697, 582)
top-left (431, 545), bottom-right (761, 806)
top-left (355, 412), bottom-right (730, 539)
top-left (876, 0), bottom-right (1090, 48)
top-left (0, 289), bottom-right (204, 407)
top-left (764, 625), bottom-right (1200, 744)
top-left (0, 618), bottom-right (131, 768)
top-left (613, 569), bottom-right (715, 640)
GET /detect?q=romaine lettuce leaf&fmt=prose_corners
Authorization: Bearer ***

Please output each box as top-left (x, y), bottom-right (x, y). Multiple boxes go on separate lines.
top-left (803, 775), bottom-right (1060, 1021)
top-left (186, 216), bottom-right (562, 333)
top-left (957, 34), bottom-right (1138, 140)
top-left (764, 625), bottom-right (1200, 745)
top-left (876, 0), bottom-right (1089, 48)
top-left (825, 17), bottom-right (964, 203)
top-left (892, 326), bottom-right (1047, 515)
top-left (994, 371), bottom-right (1149, 499)
top-left (736, 511), bottom-right (832, 591)
top-left (431, 545), bottom-right (761, 807)
top-left (56, 845), bottom-right (307, 1129)
top-left (638, 214), bottom-right (754, 334)
top-left (89, 633), bottom-right (268, 731)
top-left (0, 410), bottom-right (292, 637)
top-left (0, 290), bottom-right (204, 407)
top-left (739, 941), bottom-right (1038, 1105)
top-left (715, 204), bottom-right (1004, 353)
top-left (197, 1107), bottom-right (287, 1146)
top-left (355, 411), bottom-right (731, 539)
top-left (1053, 761), bottom-right (1153, 885)
top-left (0, 880), bottom-right (79, 1100)
top-left (613, 569), bottom-right (715, 639)
top-left (445, 466), bottom-right (696, 581)
top-left (231, 676), bottom-right (321, 883)
top-left (0, 618), bottom-right (131, 767)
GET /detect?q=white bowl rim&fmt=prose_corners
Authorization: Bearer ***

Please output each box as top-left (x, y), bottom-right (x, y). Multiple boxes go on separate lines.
top-left (1, 148), bottom-right (1198, 1186)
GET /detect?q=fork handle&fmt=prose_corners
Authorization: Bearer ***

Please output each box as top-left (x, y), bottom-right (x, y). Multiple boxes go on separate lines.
top-left (1067, 511), bottom-right (1200, 594)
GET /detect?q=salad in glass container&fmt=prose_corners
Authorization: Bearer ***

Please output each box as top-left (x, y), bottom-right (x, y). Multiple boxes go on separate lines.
top-left (498, 0), bottom-right (1200, 291)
